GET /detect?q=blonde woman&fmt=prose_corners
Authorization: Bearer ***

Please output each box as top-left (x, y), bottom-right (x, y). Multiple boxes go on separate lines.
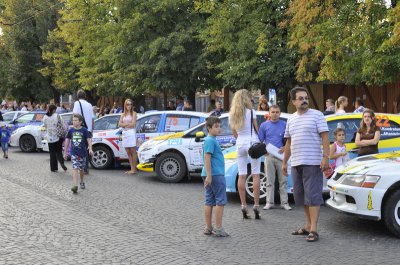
top-left (229, 89), bottom-right (262, 219)
top-left (118, 99), bottom-right (138, 174)
top-left (335, 96), bottom-right (348, 114)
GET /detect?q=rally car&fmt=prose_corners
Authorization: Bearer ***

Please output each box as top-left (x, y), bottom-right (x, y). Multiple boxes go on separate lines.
top-left (326, 152), bottom-right (400, 238)
top-left (137, 111), bottom-right (283, 183)
top-left (91, 111), bottom-right (208, 169)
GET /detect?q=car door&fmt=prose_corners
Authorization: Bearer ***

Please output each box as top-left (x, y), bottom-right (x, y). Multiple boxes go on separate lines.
top-left (186, 123), bottom-right (207, 170)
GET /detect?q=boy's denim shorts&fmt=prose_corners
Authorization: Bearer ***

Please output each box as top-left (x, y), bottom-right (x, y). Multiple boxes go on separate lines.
top-left (71, 155), bottom-right (87, 170)
top-left (1, 142), bottom-right (8, 151)
top-left (202, 175), bottom-right (227, 206)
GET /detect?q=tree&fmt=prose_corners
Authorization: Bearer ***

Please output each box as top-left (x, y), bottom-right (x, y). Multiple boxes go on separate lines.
top-left (197, 0), bottom-right (297, 109)
top-left (0, 0), bottom-right (60, 102)
top-left (288, 0), bottom-right (400, 86)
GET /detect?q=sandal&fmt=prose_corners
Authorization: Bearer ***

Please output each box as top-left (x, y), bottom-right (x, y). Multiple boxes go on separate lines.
top-left (291, 228), bottom-right (310, 235)
top-left (203, 226), bottom-right (215, 236)
top-left (306, 231), bottom-right (319, 242)
top-left (241, 207), bottom-right (251, 219)
top-left (253, 206), bottom-right (261, 220)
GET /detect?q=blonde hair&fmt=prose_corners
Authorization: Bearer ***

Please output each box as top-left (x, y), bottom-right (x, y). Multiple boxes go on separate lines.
top-left (122, 99), bottom-right (134, 117)
top-left (335, 96), bottom-right (348, 112)
top-left (229, 89), bottom-right (253, 130)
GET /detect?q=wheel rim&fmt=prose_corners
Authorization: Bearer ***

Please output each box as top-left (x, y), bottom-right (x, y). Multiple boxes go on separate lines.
top-left (160, 157), bottom-right (180, 178)
top-left (394, 200), bottom-right (400, 226)
top-left (92, 150), bottom-right (108, 167)
top-left (21, 137), bottom-right (34, 151)
top-left (245, 171), bottom-right (267, 200)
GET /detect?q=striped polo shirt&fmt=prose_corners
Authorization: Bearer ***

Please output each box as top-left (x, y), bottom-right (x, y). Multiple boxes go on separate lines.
top-left (284, 109), bottom-right (328, 166)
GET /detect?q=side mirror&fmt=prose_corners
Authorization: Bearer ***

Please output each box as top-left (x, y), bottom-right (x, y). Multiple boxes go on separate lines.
top-left (195, 131), bottom-right (205, 142)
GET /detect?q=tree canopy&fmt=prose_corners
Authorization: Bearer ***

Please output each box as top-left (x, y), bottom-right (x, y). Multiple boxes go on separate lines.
top-left (0, 0), bottom-right (399, 103)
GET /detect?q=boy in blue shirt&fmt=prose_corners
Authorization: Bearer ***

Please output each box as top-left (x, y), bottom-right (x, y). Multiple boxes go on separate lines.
top-left (1, 124), bottom-right (11, 159)
top-left (201, 116), bottom-right (229, 237)
top-left (64, 114), bottom-right (93, 194)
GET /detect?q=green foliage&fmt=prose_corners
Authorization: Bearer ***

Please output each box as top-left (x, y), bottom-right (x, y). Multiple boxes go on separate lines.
top-left (288, 0), bottom-right (400, 86)
top-left (198, 0), bottom-right (297, 92)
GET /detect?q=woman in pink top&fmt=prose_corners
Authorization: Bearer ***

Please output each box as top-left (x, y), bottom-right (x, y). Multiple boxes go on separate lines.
top-left (118, 99), bottom-right (138, 174)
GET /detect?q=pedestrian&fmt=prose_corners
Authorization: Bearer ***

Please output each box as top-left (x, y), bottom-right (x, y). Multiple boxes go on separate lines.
top-left (210, 101), bottom-right (224, 117)
top-left (229, 89), bottom-right (262, 219)
top-left (329, 128), bottom-right (348, 168)
top-left (118, 99), bottom-right (138, 174)
top-left (93, 106), bottom-right (100, 119)
top-left (176, 96), bottom-right (184, 111)
top-left (335, 96), bottom-right (348, 114)
top-left (202, 116), bottom-right (229, 237)
top-left (73, 89), bottom-right (94, 174)
top-left (64, 114), bottom-right (93, 194)
top-left (183, 99), bottom-right (193, 111)
top-left (257, 100), bottom-right (269, 111)
top-left (207, 99), bottom-right (216, 112)
top-left (1, 124), bottom-right (11, 159)
top-left (323, 99), bottom-right (335, 115)
top-left (43, 104), bottom-right (67, 172)
top-left (355, 109), bottom-right (381, 156)
top-left (282, 86), bottom-right (330, 242)
top-left (258, 105), bottom-right (291, 211)
top-left (353, 99), bottom-right (365, 113)
top-left (165, 100), bottom-right (176, 111)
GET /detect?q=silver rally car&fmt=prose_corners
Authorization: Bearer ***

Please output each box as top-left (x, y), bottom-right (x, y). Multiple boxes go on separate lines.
top-left (326, 151), bottom-right (400, 238)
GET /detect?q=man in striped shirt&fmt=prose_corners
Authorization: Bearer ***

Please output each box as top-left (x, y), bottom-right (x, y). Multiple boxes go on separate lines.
top-left (282, 86), bottom-right (330, 243)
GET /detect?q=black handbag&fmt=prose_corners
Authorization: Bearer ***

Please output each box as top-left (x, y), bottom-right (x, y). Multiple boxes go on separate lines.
top-left (247, 110), bottom-right (267, 159)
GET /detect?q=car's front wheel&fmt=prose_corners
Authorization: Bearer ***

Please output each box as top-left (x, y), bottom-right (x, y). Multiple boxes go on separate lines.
top-left (155, 152), bottom-right (187, 183)
top-left (383, 189), bottom-right (400, 238)
top-left (245, 164), bottom-right (267, 204)
top-left (19, 135), bottom-right (36, 152)
top-left (90, 145), bottom-right (113, 169)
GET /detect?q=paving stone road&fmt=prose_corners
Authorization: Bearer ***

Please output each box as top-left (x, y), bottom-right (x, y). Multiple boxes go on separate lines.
top-left (0, 148), bottom-right (398, 265)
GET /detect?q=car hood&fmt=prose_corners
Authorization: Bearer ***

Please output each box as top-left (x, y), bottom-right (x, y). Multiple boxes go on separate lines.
top-left (335, 151), bottom-right (400, 175)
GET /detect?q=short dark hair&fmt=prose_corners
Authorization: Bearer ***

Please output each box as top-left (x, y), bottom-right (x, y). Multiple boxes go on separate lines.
top-left (77, 89), bottom-right (86, 99)
top-left (73, 113), bottom-right (84, 122)
top-left (205, 116), bottom-right (221, 132)
top-left (355, 99), bottom-right (364, 106)
top-left (290, 86), bottom-right (309, 100)
top-left (269, 104), bottom-right (280, 110)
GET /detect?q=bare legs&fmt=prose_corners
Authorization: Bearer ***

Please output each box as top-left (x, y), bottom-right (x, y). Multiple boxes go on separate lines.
top-left (238, 174), bottom-right (260, 208)
top-left (304, 205), bottom-right (320, 232)
top-left (125, 147), bottom-right (137, 174)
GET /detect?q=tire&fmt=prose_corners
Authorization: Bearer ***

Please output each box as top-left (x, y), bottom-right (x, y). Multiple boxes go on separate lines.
top-left (383, 189), bottom-right (400, 238)
top-left (90, 145), bottom-right (113, 169)
top-left (245, 164), bottom-right (267, 204)
top-left (155, 152), bottom-right (187, 183)
top-left (19, 135), bottom-right (37, 152)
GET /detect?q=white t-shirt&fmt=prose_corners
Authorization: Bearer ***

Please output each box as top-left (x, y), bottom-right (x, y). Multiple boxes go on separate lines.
top-left (335, 109), bottom-right (346, 114)
top-left (230, 108), bottom-right (259, 146)
top-left (284, 109), bottom-right (329, 166)
top-left (73, 99), bottom-right (94, 132)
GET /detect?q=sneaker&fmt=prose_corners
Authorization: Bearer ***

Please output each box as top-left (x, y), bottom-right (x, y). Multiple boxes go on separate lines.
top-left (263, 203), bottom-right (274, 210)
top-left (281, 204), bottom-right (292, 211)
top-left (5, 154), bottom-right (8, 159)
top-left (213, 227), bottom-right (229, 237)
top-left (203, 226), bottom-right (215, 236)
top-left (71, 186), bottom-right (78, 194)
top-left (80, 182), bottom-right (85, 189)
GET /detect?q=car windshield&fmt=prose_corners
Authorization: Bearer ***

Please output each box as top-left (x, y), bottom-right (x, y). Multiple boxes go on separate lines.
top-left (327, 118), bottom-right (361, 143)
top-left (2, 112), bottom-right (15, 122)
top-left (94, 115), bottom-right (120, 131)
top-left (15, 113), bottom-right (35, 123)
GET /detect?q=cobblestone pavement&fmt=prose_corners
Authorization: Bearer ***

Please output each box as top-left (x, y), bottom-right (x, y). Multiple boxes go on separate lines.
top-left (0, 148), bottom-right (399, 265)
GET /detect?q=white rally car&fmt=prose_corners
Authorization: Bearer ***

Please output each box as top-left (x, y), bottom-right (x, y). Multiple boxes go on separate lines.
top-left (137, 111), bottom-right (275, 183)
top-left (9, 124), bottom-right (43, 152)
top-left (91, 111), bottom-right (208, 169)
top-left (326, 152), bottom-right (400, 238)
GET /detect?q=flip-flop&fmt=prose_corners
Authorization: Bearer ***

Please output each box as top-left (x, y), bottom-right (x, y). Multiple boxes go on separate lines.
top-left (291, 228), bottom-right (310, 235)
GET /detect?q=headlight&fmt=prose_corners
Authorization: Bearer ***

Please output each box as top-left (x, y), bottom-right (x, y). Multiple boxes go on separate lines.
top-left (340, 174), bottom-right (380, 188)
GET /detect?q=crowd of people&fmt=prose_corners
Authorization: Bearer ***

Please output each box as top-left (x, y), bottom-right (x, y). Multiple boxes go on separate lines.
top-left (201, 87), bottom-right (382, 241)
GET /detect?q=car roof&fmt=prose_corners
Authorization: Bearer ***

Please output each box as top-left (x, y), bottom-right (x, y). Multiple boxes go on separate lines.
top-left (138, 110), bottom-right (209, 118)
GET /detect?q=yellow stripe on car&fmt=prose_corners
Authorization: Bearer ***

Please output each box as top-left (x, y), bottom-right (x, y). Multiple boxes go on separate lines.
top-left (137, 163), bottom-right (154, 172)
top-left (152, 132), bottom-right (185, 140)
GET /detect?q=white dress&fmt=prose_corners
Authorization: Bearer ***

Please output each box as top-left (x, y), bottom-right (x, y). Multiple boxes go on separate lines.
top-left (122, 114), bottom-right (136, 148)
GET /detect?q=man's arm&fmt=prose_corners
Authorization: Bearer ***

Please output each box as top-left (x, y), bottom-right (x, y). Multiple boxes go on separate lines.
top-left (320, 131), bottom-right (330, 170)
top-left (282, 138), bottom-right (291, 176)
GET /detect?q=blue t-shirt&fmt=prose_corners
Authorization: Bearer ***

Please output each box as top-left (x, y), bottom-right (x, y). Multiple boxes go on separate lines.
top-left (1, 128), bottom-right (11, 143)
top-left (66, 127), bottom-right (91, 157)
top-left (201, 136), bottom-right (225, 177)
top-left (258, 120), bottom-right (286, 148)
